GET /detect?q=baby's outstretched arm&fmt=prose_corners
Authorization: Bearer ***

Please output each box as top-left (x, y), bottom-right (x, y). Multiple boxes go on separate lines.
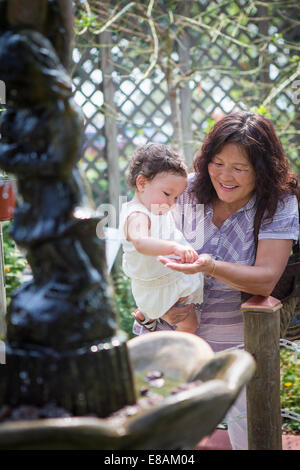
top-left (126, 211), bottom-right (198, 263)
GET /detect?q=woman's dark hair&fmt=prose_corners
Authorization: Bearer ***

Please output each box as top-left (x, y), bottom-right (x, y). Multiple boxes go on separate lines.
top-left (191, 111), bottom-right (299, 220)
top-left (127, 143), bottom-right (187, 188)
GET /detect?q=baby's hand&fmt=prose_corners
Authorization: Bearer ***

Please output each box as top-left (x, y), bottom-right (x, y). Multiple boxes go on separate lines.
top-left (172, 243), bottom-right (199, 264)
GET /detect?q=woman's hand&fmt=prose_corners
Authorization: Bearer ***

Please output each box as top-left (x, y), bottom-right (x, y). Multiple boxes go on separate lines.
top-left (158, 253), bottom-right (214, 275)
top-left (159, 239), bottom-right (294, 297)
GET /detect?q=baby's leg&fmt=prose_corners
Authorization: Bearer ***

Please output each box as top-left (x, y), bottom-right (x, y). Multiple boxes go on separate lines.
top-left (175, 310), bottom-right (198, 334)
top-left (134, 311), bottom-right (157, 331)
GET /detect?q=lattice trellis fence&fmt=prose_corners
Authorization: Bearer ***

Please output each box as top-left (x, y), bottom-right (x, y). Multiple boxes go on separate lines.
top-left (72, 0), bottom-right (300, 210)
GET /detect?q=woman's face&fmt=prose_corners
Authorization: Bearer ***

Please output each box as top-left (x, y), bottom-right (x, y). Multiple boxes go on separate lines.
top-left (208, 143), bottom-right (256, 210)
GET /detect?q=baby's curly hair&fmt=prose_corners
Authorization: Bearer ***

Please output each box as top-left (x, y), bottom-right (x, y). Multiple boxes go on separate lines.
top-left (127, 143), bottom-right (188, 188)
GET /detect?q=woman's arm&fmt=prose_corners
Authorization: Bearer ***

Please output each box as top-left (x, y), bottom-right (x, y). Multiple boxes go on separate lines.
top-left (159, 238), bottom-right (293, 297)
top-left (126, 211), bottom-right (198, 262)
top-left (211, 239), bottom-right (293, 296)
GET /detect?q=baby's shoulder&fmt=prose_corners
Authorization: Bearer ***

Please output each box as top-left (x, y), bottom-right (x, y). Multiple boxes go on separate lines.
top-left (121, 198), bottom-right (150, 216)
top-left (120, 200), bottom-right (151, 233)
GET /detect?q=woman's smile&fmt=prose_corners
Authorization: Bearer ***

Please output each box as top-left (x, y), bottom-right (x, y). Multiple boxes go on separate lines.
top-left (219, 182), bottom-right (239, 191)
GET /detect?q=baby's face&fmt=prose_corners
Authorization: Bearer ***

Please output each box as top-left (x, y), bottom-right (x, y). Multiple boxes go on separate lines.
top-left (137, 171), bottom-right (187, 215)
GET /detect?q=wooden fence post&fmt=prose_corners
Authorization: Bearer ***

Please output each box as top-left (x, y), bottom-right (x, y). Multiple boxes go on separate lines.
top-left (241, 295), bottom-right (283, 450)
top-left (100, 30), bottom-right (121, 224)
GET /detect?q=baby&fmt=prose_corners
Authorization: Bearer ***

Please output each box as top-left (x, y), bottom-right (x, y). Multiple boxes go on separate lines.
top-left (119, 143), bottom-right (203, 334)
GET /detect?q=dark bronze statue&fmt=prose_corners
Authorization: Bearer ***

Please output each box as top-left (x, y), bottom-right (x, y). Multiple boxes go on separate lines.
top-left (0, 0), bottom-right (136, 417)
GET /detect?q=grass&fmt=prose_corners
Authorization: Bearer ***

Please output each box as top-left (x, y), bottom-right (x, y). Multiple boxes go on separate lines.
top-left (2, 222), bottom-right (27, 304)
top-left (280, 348), bottom-right (300, 434)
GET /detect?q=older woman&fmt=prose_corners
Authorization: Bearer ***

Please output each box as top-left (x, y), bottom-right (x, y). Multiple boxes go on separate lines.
top-left (133, 111), bottom-right (299, 449)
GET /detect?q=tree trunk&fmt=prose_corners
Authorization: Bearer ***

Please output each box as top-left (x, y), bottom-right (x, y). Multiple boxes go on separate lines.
top-left (168, 80), bottom-right (183, 153)
top-left (100, 30), bottom-right (121, 221)
top-left (177, 0), bottom-right (194, 168)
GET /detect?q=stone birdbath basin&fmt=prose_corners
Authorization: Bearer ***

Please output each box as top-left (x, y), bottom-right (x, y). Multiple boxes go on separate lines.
top-left (0, 332), bottom-right (255, 450)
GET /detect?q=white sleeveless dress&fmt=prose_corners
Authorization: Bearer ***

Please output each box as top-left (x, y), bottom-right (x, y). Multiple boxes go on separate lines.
top-left (119, 197), bottom-right (203, 320)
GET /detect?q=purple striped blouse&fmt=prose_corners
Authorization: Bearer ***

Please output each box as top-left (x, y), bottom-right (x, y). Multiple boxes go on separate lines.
top-left (133, 174), bottom-right (299, 352)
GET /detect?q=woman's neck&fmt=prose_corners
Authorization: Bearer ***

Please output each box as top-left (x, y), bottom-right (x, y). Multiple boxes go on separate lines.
top-left (212, 196), bottom-right (251, 227)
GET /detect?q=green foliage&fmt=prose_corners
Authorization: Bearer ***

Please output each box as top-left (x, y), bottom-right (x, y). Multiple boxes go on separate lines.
top-left (202, 118), bottom-right (216, 134)
top-left (280, 348), bottom-right (300, 433)
top-left (74, 11), bottom-right (99, 31)
top-left (112, 267), bottom-right (136, 339)
top-left (250, 105), bottom-right (272, 119)
top-left (2, 221), bottom-right (27, 305)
